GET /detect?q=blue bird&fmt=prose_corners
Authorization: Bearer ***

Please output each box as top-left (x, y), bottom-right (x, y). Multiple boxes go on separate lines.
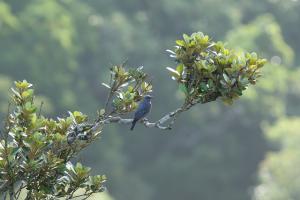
top-left (130, 95), bottom-right (152, 130)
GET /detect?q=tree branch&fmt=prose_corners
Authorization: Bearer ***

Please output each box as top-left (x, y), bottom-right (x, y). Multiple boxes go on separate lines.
top-left (101, 106), bottom-right (189, 130)
top-left (69, 191), bottom-right (94, 200)
top-left (15, 182), bottom-right (26, 199)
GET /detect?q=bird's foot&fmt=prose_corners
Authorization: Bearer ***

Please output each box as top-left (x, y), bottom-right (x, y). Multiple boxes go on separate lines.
top-left (141, 118), bottom-right (149, 122)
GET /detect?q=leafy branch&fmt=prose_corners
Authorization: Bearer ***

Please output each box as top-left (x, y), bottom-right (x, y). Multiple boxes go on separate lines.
top-left (100, 32), bottom-right (267, 130)
top-left (0, 81), bottom-right (106, 199)
top-left (0, 32), bottom-right (266, 199)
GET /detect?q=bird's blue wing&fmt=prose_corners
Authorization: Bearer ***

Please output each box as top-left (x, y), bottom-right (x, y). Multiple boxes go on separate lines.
top-left (134, 101), bottom-right (151, 119)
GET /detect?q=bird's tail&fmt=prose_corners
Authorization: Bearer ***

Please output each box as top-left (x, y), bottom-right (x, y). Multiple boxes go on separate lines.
top-left (130, 120), bottom-right (137, 130)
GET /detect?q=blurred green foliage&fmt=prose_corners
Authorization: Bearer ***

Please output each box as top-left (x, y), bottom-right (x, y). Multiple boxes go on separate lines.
top-left (253, 118), bottom-right (300, 200)
top-left (0, 0), bottom-right (299, 200)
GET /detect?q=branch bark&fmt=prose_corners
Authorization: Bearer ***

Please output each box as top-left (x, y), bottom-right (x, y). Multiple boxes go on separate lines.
top-left (101, 106), bottom-right (190, 130)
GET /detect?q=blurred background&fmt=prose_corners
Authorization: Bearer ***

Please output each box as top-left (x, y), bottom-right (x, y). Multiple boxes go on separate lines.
top-left (0, 0), bottom-right (300, 199)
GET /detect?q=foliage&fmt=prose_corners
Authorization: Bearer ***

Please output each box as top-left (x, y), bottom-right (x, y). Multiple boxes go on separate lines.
top-left (253, 118), bottom-right (300, 200)
top-left (226, 14), bottom-right (294, 66)
top-left (167, 32), bottom-right (266, 105)
top-left (102, 64), bottom-right (152, 116)
top-left (0, 81), bottom-right (106, 199)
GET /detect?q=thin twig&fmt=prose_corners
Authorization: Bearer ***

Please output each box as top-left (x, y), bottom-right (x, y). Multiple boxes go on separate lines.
top-left (101, 105), bottom-right (189, 130)
top-left (0, 181), bottom-right (9, 193)
top-left (38, 101), bottom-right (44, 118)
top-left (81, 193), bottom-right (93, 200)
top-left (3, 191), bottom-right (7, 200)
top-left (15, 182), bottom-right (26, 199)
top-left (104, 74), bottom-right (114, 115)
top-left (70, 192), bottom-right (94, 199)
top-left (67, 190), bottom-right (77, 200)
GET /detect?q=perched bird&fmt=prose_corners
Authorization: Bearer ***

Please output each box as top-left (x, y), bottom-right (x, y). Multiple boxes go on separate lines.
top-left (130, 95), bottom-right (152, 130)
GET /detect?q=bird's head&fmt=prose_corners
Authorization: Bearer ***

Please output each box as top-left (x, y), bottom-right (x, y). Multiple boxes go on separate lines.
top-left (144, 95), bottom-right (153, 101)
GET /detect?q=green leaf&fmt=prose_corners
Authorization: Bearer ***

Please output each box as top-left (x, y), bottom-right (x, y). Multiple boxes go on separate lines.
top-left (141, 82), bottom-right (152, 91)
top-left (176, 64), bottom-right (184, 75)
top-left (206, 65), bottom-right (217, 73)
top-left (257, 58), bottom-right (267, 68)
top-left (183, 34), bottom-right (190, 43)
top-left (73, 111), bottom-right (88, 123)
top-left (223, 73), bottom-right (230, 83)
top-left (199, 82), bottom-right (208, 92)
top-left (101, 83), bottom-right (111, 89)
top-left (15, 80), bottom-right (32, 90)
top-left (250, 52), bottom-right (258, 60)
top-left (127, 86), bottom-right (134, 92)
top-left (208, 79), bottom-right (215, 89)
top-left (199, 35), bottom-right (209, 45)
top-left (21, 89), bottom-right (34, 99)
top-left (179, 83), bottom-right (188, 96)
top-left (24, 102), bottom-right (37, 113)
top-left (176, 40), bottom-right (185, 46)
top-left (99, 109), bottom-right (105, 116)
top-left (166, 67), bottom-right (180, 79)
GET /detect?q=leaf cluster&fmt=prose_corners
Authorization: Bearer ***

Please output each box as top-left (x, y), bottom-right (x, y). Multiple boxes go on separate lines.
top-left (101, 64), bottom-right (152, 116)
top-left (167, 32), bottom-right (267, 105)
top-left (0, 81), bottom-right (106, 199)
